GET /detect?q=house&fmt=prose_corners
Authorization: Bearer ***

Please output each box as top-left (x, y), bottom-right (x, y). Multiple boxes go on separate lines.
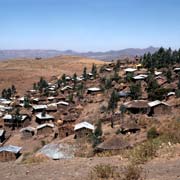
top-left (120, 121), bottom-right (140, 135)
top-left (0, 145), bottom-right (22, 162)
top-left (96, 135), bottom-right (130, 152)
top-left (60, 86), bottom-right (73, 92)
top-left (123, 100), bottom-right (149, 114)
top-left (36, 123), bottom-right (54, 136)
top-left (154, 71), bottom-right (162, 76)
top-left (133, 74), bottom-right (148, 81)
top-left (118, 91), bottom-right (130, 98)
top-left (124, 68), bottom-right (137, 73)
top-left (174, 67), bottom-right (180, 73)
top-left (74, 121), bottom-right (94, 139)
top-left (0, 129), bottom-right (5, 143)
top-left (20, 127), bottom-right (35, 139)
top-left (35, 112), bottom-right (54, 124)
top-left (46, 104), bottom-right (57, 112)
top-left (87, 87), bottom-right (101, 94)
top-left (148, 100), bottom-right (171, 116)
top-left (155, 76), bottom-right (167, 86)
top-left (58, 124), bottom-right (74, 139)
top-left (32, 105), bottom-right (47, 113)
top-left (3, 114), bottom-right (30, 128)
top-left (56, 101), bottom-right (69, 107)
top-left (167, 92), bottom-right (176, 100)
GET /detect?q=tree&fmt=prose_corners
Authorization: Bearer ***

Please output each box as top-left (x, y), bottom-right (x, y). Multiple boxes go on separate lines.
top-left (108, 90), bottom-right (119, 128)
top-left (120, 104), bottom-right (126, 123)
top-left (126, 72), bottom-right (133, 82)
top-left (7, 88), bottom-right (12, 99)
top-left (2, 89), bottom-right (7, 99)
top-left (94, 120), bottom-right (103, 137)
top-left (91, 64), bottom-right (97, 78)
top-left (33, 83), bottom-right (37, 90)
top-left (73, 73), bottom-right (77, 90)
top-left (11, 85), bottom-right (16, 94)
top-left (83, 67), bottom-right (87, 80)
top-left (166, 69), bottom-right (172, 83)
top-left (24, 96), bottom-right (30, 108)
top-left (130, 82), bottom-right (141, 100)
top-left (61, 74), bottom-right (66, 85)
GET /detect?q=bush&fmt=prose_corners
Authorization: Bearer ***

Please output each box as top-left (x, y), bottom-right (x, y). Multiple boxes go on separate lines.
top-left (89, 164), bottom-right (116, 179)
top-left (147, 127), bottom-right (159, 139)
top-left (122, 164), bottom-right (143, 180)
top-left (129, 140), bottom-right (159, 164)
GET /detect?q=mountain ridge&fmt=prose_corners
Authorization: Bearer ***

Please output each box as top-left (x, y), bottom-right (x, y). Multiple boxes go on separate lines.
top-left (0, 46), bottom-right (159, 61)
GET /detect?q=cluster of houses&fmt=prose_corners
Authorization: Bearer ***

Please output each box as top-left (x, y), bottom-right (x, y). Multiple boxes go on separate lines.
top-left (0, 58), bottom-right (179, 161)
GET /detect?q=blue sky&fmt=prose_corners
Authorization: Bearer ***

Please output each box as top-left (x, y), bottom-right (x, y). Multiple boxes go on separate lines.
top-left (0, 0), bottom-right (180, 51)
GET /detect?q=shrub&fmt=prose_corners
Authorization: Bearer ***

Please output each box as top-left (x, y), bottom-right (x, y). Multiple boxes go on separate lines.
top-left (89, 164), bottom-right (116, 179)
top-left (147, 127), bottom-right (159, 139)
top-left (129, 140), bottom-right (158, 164)
top-left (122, 164), bottom-right (143, 180)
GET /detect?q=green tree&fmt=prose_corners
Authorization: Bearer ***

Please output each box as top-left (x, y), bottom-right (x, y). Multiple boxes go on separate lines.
top-left (91, 64), bottom-right (97, 78)
top-left (83, 67), bottom-right (87, 80)
top-left (130, 82), bottom-right (141, 100)
top-left (94, 120), bottom-right (103, 137)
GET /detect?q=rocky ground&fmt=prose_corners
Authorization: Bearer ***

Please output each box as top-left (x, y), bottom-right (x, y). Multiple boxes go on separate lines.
top-left (0, 156), bottom-right (180, 180)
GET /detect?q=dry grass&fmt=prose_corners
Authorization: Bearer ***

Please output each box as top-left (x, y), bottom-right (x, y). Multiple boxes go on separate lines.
top-left (0, 55), bottom-right (105, 94)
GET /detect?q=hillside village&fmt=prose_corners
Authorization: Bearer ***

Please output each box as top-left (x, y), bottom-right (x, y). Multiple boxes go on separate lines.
top-left (0, 48), bottom-right (180, 178)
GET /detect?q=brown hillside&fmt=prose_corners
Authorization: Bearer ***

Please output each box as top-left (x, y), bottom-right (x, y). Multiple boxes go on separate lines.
top-left (0, 56), bottom-right (105, 94)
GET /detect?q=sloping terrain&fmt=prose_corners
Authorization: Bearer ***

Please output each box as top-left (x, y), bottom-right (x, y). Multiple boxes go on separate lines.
top-left (0, 56), bottom-right (105, 94)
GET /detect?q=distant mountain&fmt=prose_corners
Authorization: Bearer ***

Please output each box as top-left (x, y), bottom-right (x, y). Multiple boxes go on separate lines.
top-left (0, 47), bottom-right (159, 61)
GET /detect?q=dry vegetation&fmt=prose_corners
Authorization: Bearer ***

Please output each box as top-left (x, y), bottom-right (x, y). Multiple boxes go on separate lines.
top-left (0, 56), bottom-right (105, 94)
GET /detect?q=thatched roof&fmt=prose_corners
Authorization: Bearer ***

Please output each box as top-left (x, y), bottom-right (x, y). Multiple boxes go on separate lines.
top-left (120, 120), bottom-right (140, 131)
top-left (96, 135), bottom-right (130, 151)
top-left (123, 100), bottom-right (149, 109)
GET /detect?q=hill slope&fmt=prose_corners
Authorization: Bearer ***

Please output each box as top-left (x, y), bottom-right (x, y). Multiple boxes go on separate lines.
top-left (0, 56), bottom-right (105, 94)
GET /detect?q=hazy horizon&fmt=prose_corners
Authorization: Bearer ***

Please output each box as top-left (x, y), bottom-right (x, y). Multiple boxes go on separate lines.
top-left (1, 0), bottom-right (180, 51)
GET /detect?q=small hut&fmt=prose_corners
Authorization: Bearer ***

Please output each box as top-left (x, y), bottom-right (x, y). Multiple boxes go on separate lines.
top-left (74, 121), bottom-right (94, 139)
top-left (0, 145), bottom-right (22, 162)
top-left (148, 100), bottom-right (171, 116)
top-left (96, 135), bottom-right (130, 152)
top-left (120, 121), bottom-right (140, 134)
top-left (20, 126), bottom-right (36, 139)
top-left (87, 87), bottom-right (101, 95)
top-left (3, 114), bottom-right (30, 128)
top-left (123, 100), bottom-right (149, 114)
top-left (35, 112), bottom-right (54, 124)
top-left (37, 123), bottom-right (54, 136)
top-left (32, 105), bottom-right (47, 113)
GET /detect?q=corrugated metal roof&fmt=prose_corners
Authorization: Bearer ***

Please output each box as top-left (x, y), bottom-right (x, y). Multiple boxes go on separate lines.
top-left (61, 86), bottom-right (73, 91)
top-left (36, 113), bottom-right (54, 120)
top-left (87, 87), bottom-right (101, 92)
top-left (148, 100), bottom-right (169, 107)
top-left (155, 71), bottom-right (162, 76)
top-left (20, 126), bottom-right (35, 133)
top-left (37, 123), bottom-right (55, 130)
top-left (3, 114), bottom-right (27, 121)
top-left (56, 101), bottom-right (69, 106)
top-left (124, 68), bottom-right (137, 72)
top-left (0, 129), bottom-right (5, 136)
top-left (74, 121), bottom-right (94, 131)
top-left (0, 145), bottom-right (22, 153)
top-left (133, 74), bottom-right (148, 80)
top-left (32, 105), bottom-right (47, 110)
top-left (167, 92), bottom-right (175, 96)
top-left (38, 143), bottom-right (75, 160)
